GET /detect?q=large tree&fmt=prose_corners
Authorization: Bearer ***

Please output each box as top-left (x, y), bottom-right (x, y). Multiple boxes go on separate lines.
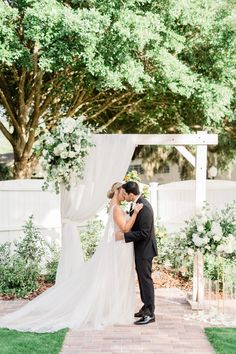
top-left (0, 0), bottom-right (235, 178)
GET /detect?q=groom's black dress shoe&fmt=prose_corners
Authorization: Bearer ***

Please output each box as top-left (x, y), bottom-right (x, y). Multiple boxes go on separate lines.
top-left (134, 315), bottom-right (155, 325)
top-left (134, 309), bottom-right (145, 318)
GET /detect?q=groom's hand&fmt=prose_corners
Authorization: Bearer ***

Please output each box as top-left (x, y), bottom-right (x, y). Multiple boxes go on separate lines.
top-left (115, 231), bottom-right (124, 241)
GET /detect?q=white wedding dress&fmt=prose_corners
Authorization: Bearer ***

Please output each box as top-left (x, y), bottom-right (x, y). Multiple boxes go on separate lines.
top-left (0, 206), bottom-right (135, 332)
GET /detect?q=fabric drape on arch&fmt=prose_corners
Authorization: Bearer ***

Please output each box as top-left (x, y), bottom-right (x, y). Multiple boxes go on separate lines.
top-left (56, 134), bottom-right (137, 284)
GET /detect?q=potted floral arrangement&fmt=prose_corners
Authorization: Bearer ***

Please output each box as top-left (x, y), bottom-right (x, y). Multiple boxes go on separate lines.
top-left (182, 202), bottom-right (236, 259)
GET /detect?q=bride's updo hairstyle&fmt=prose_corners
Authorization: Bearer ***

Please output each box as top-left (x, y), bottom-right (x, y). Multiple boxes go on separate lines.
top-left (107, 182), bottom-right (123, 199)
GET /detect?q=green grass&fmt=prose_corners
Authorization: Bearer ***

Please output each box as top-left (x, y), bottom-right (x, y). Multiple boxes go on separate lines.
top-left (205, 328), bottom-right (236, 354)
top-left (0, 328), bottom-right (68, 354)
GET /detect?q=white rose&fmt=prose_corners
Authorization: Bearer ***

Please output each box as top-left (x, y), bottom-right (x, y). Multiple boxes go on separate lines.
top-left (53, 142), bottom-right (69, 156)
top-left (202, 236), bottom-right (209, 244)
top-left (187, 248), bottom-right (194, 256)
top-left (197, 225), bottom-right (205, 233)
top-left (60, 151), bottom-right (69, 159)
top-left (61, 118), bottom-right (77, 133)
top-left (216, 244), bottom-right (225, 253)
top-left (68, 151), bottom-right (76, 158)
top-left (74, 144), bottom-right (81, 152)
top-left (53, 146), bottom-right (60, 156)
top-left (213, 234), bottom-right (222, 242)
top-left (46, 137), bottom-right (54, 145)
top-left (192, 234), bottom-right (204, 247)
top-left (223, 234), bottom-right (236, 254)
top-left (211, 221), bottom-right (223, 239)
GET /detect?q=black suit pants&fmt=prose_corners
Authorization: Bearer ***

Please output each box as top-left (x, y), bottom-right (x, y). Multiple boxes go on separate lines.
top-left (135, 258), bottom-right (155, 316)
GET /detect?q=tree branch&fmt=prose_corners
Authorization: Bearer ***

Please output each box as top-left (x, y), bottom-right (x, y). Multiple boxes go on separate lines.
top-left (18, 70), bottom-right (26, 124)
top-left (0, 121), bottom-right (14, 145)
top-left (99, 96), bottom-right (138, 130)
top-left (0, 89), bottom-right (21, 135)
top-left (67, 89), bottom-right (89, 117)
top-left (0, 72), bottom-right (18, 118)
top-left (87, 92), bottom-right (132, 120)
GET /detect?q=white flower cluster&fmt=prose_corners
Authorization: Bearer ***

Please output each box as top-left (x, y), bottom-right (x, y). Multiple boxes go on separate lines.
top-left (179, 202), bottom-right (236, 259)
top-left (34, 117), bottom-right (94, 193)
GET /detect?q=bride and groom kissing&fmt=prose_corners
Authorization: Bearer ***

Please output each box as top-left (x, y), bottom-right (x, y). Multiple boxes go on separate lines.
top-left (114, 181), bottom-right (157, 325)
top-left (0, 181), bottom-right (157, 332)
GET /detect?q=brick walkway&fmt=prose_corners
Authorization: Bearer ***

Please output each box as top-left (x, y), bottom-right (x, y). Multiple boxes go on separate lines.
top-left (0, 288), bottom-right (215, 354)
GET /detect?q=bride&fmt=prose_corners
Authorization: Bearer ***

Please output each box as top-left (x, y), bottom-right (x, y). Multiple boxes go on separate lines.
top-left (0, 182), bottom-right (143, 332)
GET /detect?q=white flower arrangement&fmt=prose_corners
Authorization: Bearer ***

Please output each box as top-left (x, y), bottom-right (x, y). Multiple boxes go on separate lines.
top-left (34, 117), bottom-right (94, 193)
top-left (180, 201), bottom-right (236, 259)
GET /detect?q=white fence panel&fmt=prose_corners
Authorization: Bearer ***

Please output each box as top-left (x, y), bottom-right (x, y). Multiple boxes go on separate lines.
top-left (0, 179), bottom-right (61, 244)
top-left (1, 179), bottom-right (236, 244)
top-left (156, 180), bottom-right (236, 233)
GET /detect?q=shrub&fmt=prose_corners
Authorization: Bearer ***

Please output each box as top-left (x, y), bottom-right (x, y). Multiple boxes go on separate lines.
top-left (0, 216), bottom-right (49, 297)
top-left (80, 217), bottom-right (104, 261)
top-left (14, 215), bottom-right (46, 265)
top-left (0, 257), bottom-right (40, 297)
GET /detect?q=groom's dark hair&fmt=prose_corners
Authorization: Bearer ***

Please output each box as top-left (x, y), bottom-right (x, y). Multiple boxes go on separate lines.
top-left (122, 181), bottom-right (140, 195)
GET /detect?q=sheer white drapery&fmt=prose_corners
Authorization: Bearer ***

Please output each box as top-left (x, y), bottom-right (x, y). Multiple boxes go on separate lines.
top-left (56, 134), bottom-right (136, 284)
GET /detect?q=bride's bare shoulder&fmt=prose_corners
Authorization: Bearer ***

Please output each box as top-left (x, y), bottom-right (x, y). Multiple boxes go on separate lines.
top-left (112, 204), bottom-right (125, 216)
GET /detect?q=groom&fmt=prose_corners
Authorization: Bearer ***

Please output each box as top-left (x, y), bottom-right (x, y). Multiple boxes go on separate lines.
top-left (118, 181), bottom-right (157, 325)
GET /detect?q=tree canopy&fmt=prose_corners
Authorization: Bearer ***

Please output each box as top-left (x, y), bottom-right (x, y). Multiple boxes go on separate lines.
top-left (0, 0), bottom-right (235, 177)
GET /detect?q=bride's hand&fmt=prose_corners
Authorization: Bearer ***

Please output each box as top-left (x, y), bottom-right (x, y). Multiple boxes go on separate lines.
top-left (115, 231), bottom-right (124, 241)
top-left (134, 203), bottom-right (143, 215)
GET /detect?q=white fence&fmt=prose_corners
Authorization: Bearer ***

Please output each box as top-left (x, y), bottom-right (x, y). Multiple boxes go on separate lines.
top-left (0, 179), bottom-right (61, 244)
top-left (156, 180), bottom-right (236, 233)
top-left (0, 179), bottom-right (236, 245)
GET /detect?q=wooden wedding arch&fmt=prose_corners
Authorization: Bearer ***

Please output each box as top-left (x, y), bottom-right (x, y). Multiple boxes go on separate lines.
top-left (103, 131), bottom-right (218, 308)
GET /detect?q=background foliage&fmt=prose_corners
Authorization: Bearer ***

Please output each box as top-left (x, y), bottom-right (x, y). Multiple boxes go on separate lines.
top-left (0, 0), bottom-right (235, 178)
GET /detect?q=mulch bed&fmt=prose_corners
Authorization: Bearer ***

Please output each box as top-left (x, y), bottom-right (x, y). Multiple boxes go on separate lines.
top-left (152, 266), bottom-right (192, 292)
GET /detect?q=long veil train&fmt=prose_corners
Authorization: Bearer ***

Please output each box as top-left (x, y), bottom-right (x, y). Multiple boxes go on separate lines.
top-left (0, 207), bottom-right (135, 332)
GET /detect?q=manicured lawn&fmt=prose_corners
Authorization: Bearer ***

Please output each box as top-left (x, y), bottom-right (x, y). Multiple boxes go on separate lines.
top-left (0, 328), bottom-right (68, 354)
top-left (205, 328), bottom-right (236, 354)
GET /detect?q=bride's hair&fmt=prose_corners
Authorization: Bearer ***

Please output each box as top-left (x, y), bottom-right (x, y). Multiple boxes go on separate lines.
top-left (107, 182), bottom-right (123, 199)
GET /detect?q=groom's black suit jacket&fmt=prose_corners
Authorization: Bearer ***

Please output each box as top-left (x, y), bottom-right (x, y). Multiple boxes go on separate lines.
top-left (124, 196), bottom-right (157, 259)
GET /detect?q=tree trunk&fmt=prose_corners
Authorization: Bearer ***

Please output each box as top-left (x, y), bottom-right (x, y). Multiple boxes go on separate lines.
top-left (13, 151), bottom-right (38, 179)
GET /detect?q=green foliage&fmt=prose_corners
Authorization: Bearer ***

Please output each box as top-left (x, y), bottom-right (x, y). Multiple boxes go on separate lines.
top-left (15, 215), bottom-right (46, 265)
top-left (205, 328), bottom-right (236, 354)
top-left (80, 217), bottom-right (104, 261)
top-left (0, 0), bottom-right (235, 178)
top-left (0, 162), bottom-right (12, 180)
top-left (155, 222), bottom-right (194, 277)
top-left (0, 256), bottom-right (40, 297)
top-left (0, 328), bottom-right (68, 354)
top-left (0, 215), bottom-right (59, 297)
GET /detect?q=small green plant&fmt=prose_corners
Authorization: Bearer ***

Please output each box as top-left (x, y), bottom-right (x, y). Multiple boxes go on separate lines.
top-left (80, 217), bottom-right (104, 261)
top-left (0, 215), bottom-right (55, 297)
top-left (15, 215), bottom-right (46, 265)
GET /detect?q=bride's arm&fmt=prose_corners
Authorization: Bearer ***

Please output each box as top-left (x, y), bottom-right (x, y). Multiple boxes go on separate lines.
top-left (113, 204), bottom-right (143, 233)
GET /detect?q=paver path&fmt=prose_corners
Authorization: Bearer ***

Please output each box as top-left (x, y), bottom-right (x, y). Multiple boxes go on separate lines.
top-left (0, 288), bottom-right (215, 354)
